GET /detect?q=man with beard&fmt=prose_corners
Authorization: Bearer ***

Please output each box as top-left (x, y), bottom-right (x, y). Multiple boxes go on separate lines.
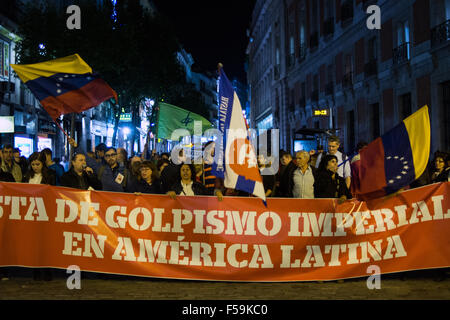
top-left (61, 153), bottom-right (102, 190)
top-left (69, 138), bottom-right (129, 192)
top-left (1, 144), bottom-right (22, 182)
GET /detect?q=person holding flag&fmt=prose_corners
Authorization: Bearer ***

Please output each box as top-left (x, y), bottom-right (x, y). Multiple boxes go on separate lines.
top-left (212, 64), bottom-right (266, 204)
top-left (351, 105), bottom-right (431, 201)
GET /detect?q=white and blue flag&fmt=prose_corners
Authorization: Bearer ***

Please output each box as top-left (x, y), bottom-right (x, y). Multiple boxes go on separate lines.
top-left (214, 68), bottom-right (266, 203)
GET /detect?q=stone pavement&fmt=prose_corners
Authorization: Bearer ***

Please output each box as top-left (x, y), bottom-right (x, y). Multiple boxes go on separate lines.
top-left (0, 268), bottom-right (449, 300)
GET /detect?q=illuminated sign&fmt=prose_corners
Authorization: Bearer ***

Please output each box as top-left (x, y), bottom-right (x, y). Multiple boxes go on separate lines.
top-left (313, 109), bottom-right (329, 116)
top-left (119, 113), bottom-right (132, 122)
top-left (37, 136), bottom-right (52, 151)
top-left (0, 116), bottom-right (14, 133)
top-left (14, 136), bottom-right (33, 158)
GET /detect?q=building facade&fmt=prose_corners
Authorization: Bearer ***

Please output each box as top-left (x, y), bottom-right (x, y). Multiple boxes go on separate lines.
top-left (177, 48), bottom-right (219, 123)
top-left (247, 0), bottom-right (450, 155)
top-left (0, 0), bottom-right (161, 160)
top-left (0, 6), bottom-right (119, 160)
top-left (0, 5), bottom-right (66, 159)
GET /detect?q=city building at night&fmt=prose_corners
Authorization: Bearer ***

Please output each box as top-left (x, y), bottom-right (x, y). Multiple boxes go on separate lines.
top-left (247, 0), bottom-right (450, 155)
top-left (0, 4), bottom-right (121, 160)
top-left (0, 1), bottom-right (66, 158)
top-left (0, 0), bottom-right (205, 158)
top-left (177, 48), bottom-right (219, 124)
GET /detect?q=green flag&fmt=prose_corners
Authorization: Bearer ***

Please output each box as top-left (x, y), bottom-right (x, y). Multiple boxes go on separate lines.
top-left (156, 102), bottom-right (213, 140)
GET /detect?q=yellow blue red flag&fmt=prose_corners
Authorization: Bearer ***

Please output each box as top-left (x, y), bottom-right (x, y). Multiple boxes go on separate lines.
top-left (11, 54), bottom-right (117, 120)
top-left (352, 105), bottom-right (431, 200)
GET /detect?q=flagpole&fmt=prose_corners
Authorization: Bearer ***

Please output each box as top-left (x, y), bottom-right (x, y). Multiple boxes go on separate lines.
top-left (50, 112), bottom-right (71, 161)
top-left (154, 102), bottom-right (160, 152)
top-left (69, 113), bottom-right (75, 160)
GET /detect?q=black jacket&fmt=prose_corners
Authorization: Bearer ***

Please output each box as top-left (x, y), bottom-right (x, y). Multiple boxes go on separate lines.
top-left (61, 168), bottom-right (102, 190)
top-left (23, 170), bottom-right (56, 185)
top-left (278, 161), bottom-right (297, 197)
top-left (160, 162), bottom-right (180, 194)
top-left (170, 181), bottom-right (207, 196)
top-left (129, 178), bottom-right (162, 194)
top-left (432, 168), bottom-right (449, 183)
top-left (314, 170), bottom-right (352, 199)
top-left (0, 169), bottom-right (15, 182)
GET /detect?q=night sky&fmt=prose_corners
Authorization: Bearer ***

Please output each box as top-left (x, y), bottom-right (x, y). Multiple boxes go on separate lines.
top-left (152, 0), bottom-right (256, 83)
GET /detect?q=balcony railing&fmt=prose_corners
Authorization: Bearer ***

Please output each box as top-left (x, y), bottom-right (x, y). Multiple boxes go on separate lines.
top-left (274, 65), bottom-right (280, 80)
top-left (364, 59), bottom-right (378, 77)
top-left (363, 0), bottom-right (379, 11)
top-left (325, 82), bottom-right (334, 96)
top-left (310, 32), bottom-right (319, 49)
top-left (0, 81), bottom-right (15, 93)
top-left (393, 42), bottom-right (411, 65)
top-left (342, 72), bottom-right (353, 88)
top-left (431, 19), bottom-right (450, 48)
top-left (298, 44), bottom-right (307, 62)
top-left (341, 0), bottom-right (354, 23)
top-left (298, 97), bottom-right (306, 109)
top-left (287, 53), bottom-right (295, 68)
top-left (323, 17), bottom-right (335, 36)
top-left (311, 90), bottom-right (319, 102)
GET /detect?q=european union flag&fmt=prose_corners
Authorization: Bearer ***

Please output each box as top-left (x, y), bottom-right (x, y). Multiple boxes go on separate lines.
top-left (352, 106), bottom-right (431, 200)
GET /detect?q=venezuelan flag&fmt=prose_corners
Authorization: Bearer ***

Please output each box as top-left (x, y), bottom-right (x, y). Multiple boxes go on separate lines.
top-left (352, 105), bottom-right (430, 200)
top-left (11, 54), bottom-right (117, 120)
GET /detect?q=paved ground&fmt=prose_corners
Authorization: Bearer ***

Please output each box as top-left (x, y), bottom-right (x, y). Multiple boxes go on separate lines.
top-left (0, 268), bottom-right (449, 300)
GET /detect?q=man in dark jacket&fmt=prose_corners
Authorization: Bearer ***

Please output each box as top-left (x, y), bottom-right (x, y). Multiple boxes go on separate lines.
top-left (277, 151), bottom-right (297, 197)
top-left (69, 138), bottom-right (129, 192)
top-left (0, 168), bottom-right (15, 182)
top-left (160, 149), bottom-right (186, 194)
top-left (61, 153), bottom-right (102, 190)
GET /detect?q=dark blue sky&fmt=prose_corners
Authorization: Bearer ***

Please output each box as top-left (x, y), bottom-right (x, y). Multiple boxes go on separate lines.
top-left (153, 0), bottom-right (256, 83)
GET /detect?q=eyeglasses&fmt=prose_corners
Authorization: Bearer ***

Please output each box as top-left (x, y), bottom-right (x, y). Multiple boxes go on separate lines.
top-left (104, 153), bottom-right (117, 158)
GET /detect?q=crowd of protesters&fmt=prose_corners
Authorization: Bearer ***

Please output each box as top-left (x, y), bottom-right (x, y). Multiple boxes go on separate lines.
top-left (0, 136), bottom-right (448, 281)
top-left (0, 135), bottom-right (448, 201)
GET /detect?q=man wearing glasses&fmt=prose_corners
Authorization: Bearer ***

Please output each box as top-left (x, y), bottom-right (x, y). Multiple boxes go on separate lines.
top-left (69, 139), bottom-right (129, 192)
top-left (95, 147), bottom-right (130, 192)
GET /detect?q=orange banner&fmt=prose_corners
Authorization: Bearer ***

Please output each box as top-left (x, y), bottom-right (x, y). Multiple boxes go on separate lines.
top-left (0, 182), bottom-right (449, 281)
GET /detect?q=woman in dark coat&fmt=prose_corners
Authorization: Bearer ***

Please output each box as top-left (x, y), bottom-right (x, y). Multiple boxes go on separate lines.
top-left (22, 152), bottom-right (55, 281)
top-left (430, 152), bottom-right (449, 183)
top-left (130, 161), bottom-right (162, 194)
top-left (314, 154), bottom-right (352, 203)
